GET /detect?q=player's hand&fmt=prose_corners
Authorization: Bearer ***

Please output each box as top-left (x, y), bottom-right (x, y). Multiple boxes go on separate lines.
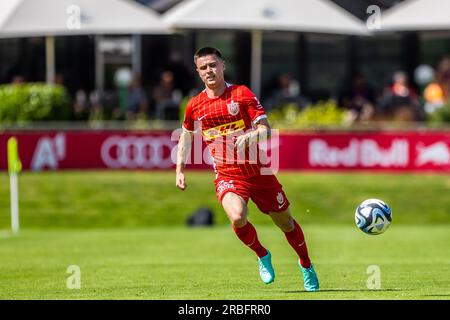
top-left (235, 132), bottom-right (257, 153)
top-left (176, 171), bottom-right (187, 190)
top-left (234, 134), bottom-right (249, 153)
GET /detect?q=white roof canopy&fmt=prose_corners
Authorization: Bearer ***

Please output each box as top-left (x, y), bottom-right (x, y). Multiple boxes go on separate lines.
top-left (0, 0), bottom-right (168, 38)
top-left (379, 0), bottom-right (450, 32)
top-left (163, 0), bottom-right (369, 36)
top-left (164, 0), bottom-right (368, 97)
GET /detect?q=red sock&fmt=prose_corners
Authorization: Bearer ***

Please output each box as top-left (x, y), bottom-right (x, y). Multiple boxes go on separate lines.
top-left (284, 219), bottom-right (311, 268)
top-left (233, 222), bottom-right (267, 258)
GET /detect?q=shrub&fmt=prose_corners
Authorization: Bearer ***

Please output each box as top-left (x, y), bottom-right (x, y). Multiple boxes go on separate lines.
top-left (427, 103), bottom-right (450, 123)
top-left (268, 100), bottom-right (348, 129)
top-left (0, 83), bottom-right (71, 123)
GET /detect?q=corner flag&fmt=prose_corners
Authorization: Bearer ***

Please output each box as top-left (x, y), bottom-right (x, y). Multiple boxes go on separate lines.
top-left (8, 137), bottom-right (22, 174)
top-left (7, 137), bottom-right (21, 234)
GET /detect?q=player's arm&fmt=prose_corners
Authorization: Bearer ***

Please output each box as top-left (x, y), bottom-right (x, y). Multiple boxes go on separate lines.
top-left (235, 86), bottom-right (271, 151)
top-left (254, 117), bottom-right (271, 140)
top-left (176, 129), bottom-right (193, 191)
top-left (234, 118), bottom-right (271, 152)
top-left (177, 98), bottom-right (196, 190)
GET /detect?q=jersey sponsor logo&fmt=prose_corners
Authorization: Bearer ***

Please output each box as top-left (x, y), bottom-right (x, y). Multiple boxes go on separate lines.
top-left (216, 180), bottom-right (236, 197)
top-left (202, 119), bottom-right (246, 141)
top-left (227, 100), bottom-right (240, 116)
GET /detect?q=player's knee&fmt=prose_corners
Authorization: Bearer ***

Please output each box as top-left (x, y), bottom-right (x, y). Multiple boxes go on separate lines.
top-left (280, 219), bottom-right (295, 232)
top-left (272, 214), bottom-right (295, 232)
top-left (229, 209), bottom-right (247, 228)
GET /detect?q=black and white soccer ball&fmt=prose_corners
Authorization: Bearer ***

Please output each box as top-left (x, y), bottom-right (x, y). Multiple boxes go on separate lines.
top-left (355, 199), bottom-right (392, 235)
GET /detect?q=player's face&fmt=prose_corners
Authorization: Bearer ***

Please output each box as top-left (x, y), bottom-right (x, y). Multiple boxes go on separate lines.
top-left (195, 54), bottom-right (225, 89)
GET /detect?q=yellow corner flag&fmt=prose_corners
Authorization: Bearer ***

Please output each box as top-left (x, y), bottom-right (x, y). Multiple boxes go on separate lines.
top-left (7, 137), bottom-right (22, 174)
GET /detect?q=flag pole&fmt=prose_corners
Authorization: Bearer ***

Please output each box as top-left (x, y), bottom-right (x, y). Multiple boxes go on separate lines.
top-left (7, 137), bottom-right (22, 234)
top-left (10, 172), bottom-right (19, 234)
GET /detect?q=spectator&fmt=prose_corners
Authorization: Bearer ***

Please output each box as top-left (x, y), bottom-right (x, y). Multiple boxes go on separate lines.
top-left (423, 80), bottom-right (445, 114)
top-left (265, 73), bottom-right (308, 111)
top-left (55, 73), bottom-right (65, 86)
top-left (89, 90), bottom-right (104, 122)
top-left (126, 74), bottom-right (148, 120)
top-left (338, 73), bottom-right (376, 122)
top-left (379, 71), bottom-right (423, 121)
top-left (73, 89), bottom-right (89, 121)
top-left (152, 70), bottom-right (182, 120)
top-left (436, 56), bottom-right (450, 103)
top-left (11, 75), bottom-right (25, 84)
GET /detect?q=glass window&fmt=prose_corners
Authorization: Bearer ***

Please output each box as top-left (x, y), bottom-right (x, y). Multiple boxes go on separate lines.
top-left (261, 32), bottom-right (299, 98)
top-left (357, 35), bottom-right (403, 93)
top-left (420, 32), bottom-right (450, 68)
top-left (307, 34), bottom-right (348, 98)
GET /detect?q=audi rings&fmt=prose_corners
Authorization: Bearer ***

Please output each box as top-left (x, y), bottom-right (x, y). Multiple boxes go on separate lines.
top-left (101, 136), bottom-right (176, 169)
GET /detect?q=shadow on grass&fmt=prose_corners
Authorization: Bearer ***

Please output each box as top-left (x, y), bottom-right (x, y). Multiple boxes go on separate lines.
top-left (284, 289), bottom-right (406, 293)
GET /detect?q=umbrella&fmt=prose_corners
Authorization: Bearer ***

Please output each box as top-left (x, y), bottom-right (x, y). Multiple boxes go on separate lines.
top-left (378, 0), bottom-right (450, 32)
top-left (0, 0), bottom-right (168, 85)
top-left (163, 0), bottom-right (369, 97)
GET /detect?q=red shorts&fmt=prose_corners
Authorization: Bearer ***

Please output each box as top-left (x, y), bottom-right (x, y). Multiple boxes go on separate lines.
top-left (214, 174), bottom-right (290, 214)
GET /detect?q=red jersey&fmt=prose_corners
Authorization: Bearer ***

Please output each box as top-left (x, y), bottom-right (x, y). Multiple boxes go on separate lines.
top-left (183, 83), bottom-right (268, 178)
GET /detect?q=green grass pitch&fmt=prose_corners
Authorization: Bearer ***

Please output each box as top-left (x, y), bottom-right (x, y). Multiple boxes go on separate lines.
top-left (0, 171), bottom-right (449, 299)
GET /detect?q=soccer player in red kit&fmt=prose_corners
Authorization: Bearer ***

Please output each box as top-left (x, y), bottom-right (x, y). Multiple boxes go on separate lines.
top-left (175, 47), bottom-right (319, 291)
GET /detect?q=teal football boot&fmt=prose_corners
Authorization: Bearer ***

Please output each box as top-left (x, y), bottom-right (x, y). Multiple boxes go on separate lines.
top-left (299, 261), bottom-right (319, 292)
top-left (258, 250), bottom-right (275, 284)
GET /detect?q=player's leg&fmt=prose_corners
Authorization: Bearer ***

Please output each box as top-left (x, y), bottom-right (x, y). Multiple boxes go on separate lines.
top-left (248, 173), bottom-right (318, 291)
top-left (268, 208), bottom-right (311, 268)
top-left (222, 192), bottom-right (267, 258)
top-left (269, 209), bottom-right (319, 292)
top-left (221, 192), bottom-right (274, 284)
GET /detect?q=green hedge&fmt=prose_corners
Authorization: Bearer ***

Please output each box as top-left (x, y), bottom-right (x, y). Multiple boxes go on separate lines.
top-left (427, 103), bottom-right (450, 123)
top-left (268, 100), bottom-right (348, 129)
top-left (0, 83), bottom-right (71, 123)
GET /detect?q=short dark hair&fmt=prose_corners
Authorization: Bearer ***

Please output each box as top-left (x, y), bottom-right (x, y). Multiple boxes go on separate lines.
top-left (194, 47), bottom-right (223, 64)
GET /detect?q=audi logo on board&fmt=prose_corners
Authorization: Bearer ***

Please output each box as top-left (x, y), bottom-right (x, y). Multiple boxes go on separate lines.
top-left (101, 136), bottom-right (176, 169)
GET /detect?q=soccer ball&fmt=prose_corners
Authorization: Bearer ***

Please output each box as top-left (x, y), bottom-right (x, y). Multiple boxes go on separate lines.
top-left (355, 199), bottom-right (392, 235)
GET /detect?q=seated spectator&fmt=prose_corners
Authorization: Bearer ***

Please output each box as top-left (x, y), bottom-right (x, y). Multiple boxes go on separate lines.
top-left (73, 89), bottom-right (90, 121)
top-left (424, 81), bottom-right (445, 114)
top-left (126, 74), bottom-right (148, 120)
top-left (152, 70), bottom-right (182, 120)
top-left (379, 71), bottom-right (423, 121)
top-left (436, 56), bottom-right (450, 103)
top-left (264, 73), bottom-right (308, 111)
top-left (338, 73), bottom-right (376, 122)
top-left (11, 75), bottom-right (25, 84)
top-left (55, 73), bottom-right (65, 86)
top-left (89, 90), bottom-right (104, 121)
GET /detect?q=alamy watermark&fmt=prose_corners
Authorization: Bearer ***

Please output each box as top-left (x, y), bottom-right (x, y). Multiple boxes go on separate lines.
top-left (366, 265), bottom-right (381, 290)
top-left (66, 5), bottom-right (81, 30)
top-left (171, 121), bottom-right (280, 175)
top-left (366, 5), bottom-right (381, 30)
top-left (66, 265), bottom-right (81, 289)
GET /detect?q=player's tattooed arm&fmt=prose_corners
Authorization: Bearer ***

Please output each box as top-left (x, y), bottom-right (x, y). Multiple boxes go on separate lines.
top-left (254, 117), bottom-right (271, 141)
top-left (176, 129), bottom-right (193, 190)
top-left (235, 118), bottom-right (271, 152)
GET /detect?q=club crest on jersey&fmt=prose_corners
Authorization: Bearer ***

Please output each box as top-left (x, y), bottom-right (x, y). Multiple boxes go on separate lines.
top-left (227, 100), bottom-right (240, 116)
top-left (276, 192), bottom-right (284, 204)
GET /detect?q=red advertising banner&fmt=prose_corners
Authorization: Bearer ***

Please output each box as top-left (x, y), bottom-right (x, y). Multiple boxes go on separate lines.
top-left (1, 130), bottom-right (449, 172)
